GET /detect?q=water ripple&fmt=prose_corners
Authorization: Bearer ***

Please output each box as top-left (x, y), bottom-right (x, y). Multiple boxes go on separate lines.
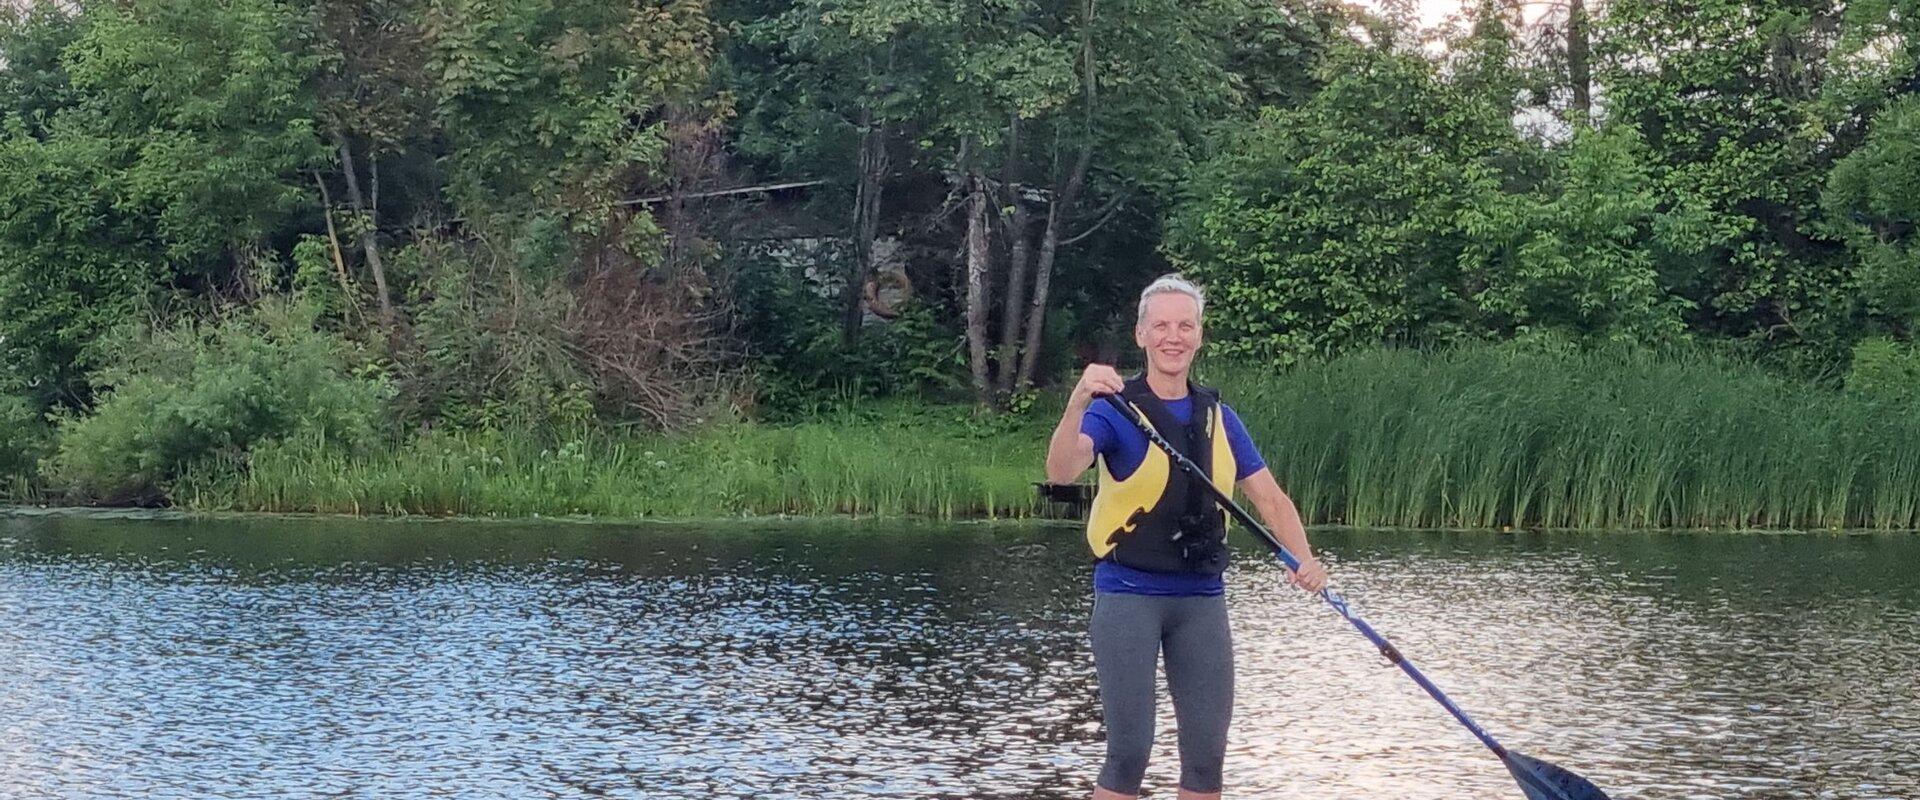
top-left (0, 515), bottom-right (1914, 799)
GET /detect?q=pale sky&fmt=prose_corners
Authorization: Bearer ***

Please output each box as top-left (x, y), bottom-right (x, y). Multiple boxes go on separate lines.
top-left (1348, 0), bottom-right (1558, 31)
top-left (1354, 0), bottom-right (1470, 29)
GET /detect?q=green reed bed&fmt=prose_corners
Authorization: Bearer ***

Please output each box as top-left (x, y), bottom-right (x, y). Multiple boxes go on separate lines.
top-left (1216, 346), bottom-right (1920, 530)
top-left (178, 406), bottom-right (1047, 520)
top-left (157, 346), bottom-right (1920, 529)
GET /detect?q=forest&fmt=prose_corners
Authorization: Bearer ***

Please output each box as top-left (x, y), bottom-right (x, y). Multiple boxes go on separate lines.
top-left (3, 0), bottom-right (1918, 527)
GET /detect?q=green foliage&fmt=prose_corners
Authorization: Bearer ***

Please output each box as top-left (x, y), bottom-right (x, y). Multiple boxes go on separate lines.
top-left (0, 125), bottom-right (169, 406)
top-left (5, 0), bottom-right (1920, 527)
top-left (726, 0), bottom-right (952, 176)
top-left (182, 402), bottom-right (1046, 518)
top-left (1165, 44), bottom-right (1519, 363)
top-left (1598, 0), bottom-right (1857, 367)
top-left (62, 0), bottom-right (327, 259)
top-left (1847, 336), bottom-right (1920, 404)
top-left (732, 248), bottom-right (965, 415)
top-left (1824, 96), bottom-right (1920, 327)
top-left (392, 235), bottom-right (591, 430)
top-left (47, 299), bottom-right (391, 505)
top-left (1466, 126), bottom-right (1693, 343)
top-left (426, 0), bottom-right (715, 228)
top-left (0, 391), bottom-right (49, 491)
top-left (0, 3), bottom-right (79, 133)
top-left (0, 0), bottom-right (326, 405)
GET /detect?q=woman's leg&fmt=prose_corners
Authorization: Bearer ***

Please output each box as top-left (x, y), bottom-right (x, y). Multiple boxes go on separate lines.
top-left (1091, 592), bottom-right (1165, 798)
top-left (1163, 594), bottom-right (1234, 798)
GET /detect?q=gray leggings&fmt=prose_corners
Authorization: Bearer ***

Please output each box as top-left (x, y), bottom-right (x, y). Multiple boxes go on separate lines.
top-left (1090, 591), bottom-right (1234, 795)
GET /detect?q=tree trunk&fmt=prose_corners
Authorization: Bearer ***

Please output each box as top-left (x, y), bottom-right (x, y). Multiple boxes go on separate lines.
top-left (994, 114), bottom-right (1033, 396)
top-left (965, 165), bottom-right (993, 405)
top-left (334, 131), bottom-right (395, 333)
top-left (1015, 0), bottom-right (1098, 392)
top-left (1567, 0), bottom-right (1592, 121)
top-left (842, 107), bottom-right (888, 342)
top-left (1015, 148), bottom-right (1090, 392)
top-left (312, 172), bottom-right (361, 322)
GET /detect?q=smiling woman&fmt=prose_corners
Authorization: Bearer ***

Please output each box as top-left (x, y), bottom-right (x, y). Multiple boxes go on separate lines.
top-left (1044, 273), bottom-right (1328, 800)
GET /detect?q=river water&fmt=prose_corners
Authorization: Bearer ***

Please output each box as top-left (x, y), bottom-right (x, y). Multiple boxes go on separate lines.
top-left (1, 510), bottom-right (1915, 799)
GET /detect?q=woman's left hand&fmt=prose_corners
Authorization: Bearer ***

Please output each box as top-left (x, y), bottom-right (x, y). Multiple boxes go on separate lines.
top-left (1289, 557), bottom-right (1328, 593)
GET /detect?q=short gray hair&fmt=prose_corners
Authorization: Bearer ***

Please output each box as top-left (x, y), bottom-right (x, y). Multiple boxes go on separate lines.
top-left (1137, 274), bottom-right (1205, 322)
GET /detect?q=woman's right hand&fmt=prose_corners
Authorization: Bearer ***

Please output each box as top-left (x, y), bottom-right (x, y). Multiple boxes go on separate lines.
top-left (1069, 363), bottom-right (1126, 408)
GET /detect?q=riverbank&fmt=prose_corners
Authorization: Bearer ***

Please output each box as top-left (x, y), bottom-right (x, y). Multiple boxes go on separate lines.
top-left (9, 346), bottom-right (1920, 530)
top-left (171, 401), bottom-right (1053, 520)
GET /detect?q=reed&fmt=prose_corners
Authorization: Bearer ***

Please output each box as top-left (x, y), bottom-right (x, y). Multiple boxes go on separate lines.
top-left (171, 345), bottom-right (1920, 529)
top-left (178, 404), bottom-right (1047, 520)
top-left (1214, 345), bottom-right (1920, 530)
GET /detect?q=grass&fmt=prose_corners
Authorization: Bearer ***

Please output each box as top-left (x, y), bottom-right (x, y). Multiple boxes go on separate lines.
top-left (24, 344), bottom-right (1920, 530)
top-left (1215, 345), bottom-right (1920, 530)
top-left (174, 400), bottom-right (1050, 520)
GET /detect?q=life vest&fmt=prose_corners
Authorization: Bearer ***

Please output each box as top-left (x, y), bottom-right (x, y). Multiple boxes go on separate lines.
top-left (1084, 377), bottom-right (1238, 574)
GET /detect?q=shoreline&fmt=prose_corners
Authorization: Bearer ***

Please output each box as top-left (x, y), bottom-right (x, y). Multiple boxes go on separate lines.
top-left (5, 503), bottom-right (1908, 535)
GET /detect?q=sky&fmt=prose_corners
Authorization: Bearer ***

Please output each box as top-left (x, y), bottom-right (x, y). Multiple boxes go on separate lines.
top-left (1352, 0), bottom-right (1472, 29)
top-left (1348, 0), bottom-right (1560, 31)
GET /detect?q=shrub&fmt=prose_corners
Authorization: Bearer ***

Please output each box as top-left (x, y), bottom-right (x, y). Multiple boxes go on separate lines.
top-left (1847, 336), bottom-right (1920, 405)
top-left (47, 298), bottom-right (390, 504)
top-left (0, 391), bottom-right (48, 492)
top-left (731, 244), bottom-right (965, 417)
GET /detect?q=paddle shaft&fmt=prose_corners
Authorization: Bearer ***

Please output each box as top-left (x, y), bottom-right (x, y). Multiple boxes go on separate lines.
top-left (1100, 394), bottom-right (1509, 757)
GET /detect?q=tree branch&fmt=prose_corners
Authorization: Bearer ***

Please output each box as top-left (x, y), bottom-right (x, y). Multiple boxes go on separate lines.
top-left (1060, 191), bottom-right (1130, 247)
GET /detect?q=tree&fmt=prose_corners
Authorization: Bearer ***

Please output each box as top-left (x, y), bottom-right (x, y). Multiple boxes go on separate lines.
top-left (309, 0), bottom-right (438, 335)
top-left (1464, 125), bottom-right (1691, 342)
top-left (1597, 0), bottom-right (1856, 368)
top-left (946, 0), bottom-right (1238, 399)
top-left (1825, 96), bottom-right (1920, 332)
top-left (0, 0), bottom-right (326, 406)
top-left (1165, 43), bottom-right (1520, 362)
top-left (726, 0), bottom-right (955, 343)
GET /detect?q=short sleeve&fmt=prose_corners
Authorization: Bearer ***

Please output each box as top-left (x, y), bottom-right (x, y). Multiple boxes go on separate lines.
top-left (1080, 403), bottom-right (1120, 459)
top-left (1221, 404), bottom-right (1267, 481)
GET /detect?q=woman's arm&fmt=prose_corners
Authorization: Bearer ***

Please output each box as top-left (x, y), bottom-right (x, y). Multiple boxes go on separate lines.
top-left (1045, 364), bottom-right (1124, 483)
top-left (1237, 467), bottom-right (1328, 592)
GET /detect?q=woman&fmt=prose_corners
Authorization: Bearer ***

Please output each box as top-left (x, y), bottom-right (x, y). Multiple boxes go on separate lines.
top-left (1044, 274), bottom-right (1328, 800)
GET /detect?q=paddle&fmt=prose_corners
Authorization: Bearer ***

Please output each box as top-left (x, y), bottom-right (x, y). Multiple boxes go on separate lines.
top-left (1100, 394), bottom-right (1614, 800)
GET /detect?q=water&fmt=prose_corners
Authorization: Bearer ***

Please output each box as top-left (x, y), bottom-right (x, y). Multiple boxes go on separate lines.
top-left (1, 510), bottom-right (1915, 799)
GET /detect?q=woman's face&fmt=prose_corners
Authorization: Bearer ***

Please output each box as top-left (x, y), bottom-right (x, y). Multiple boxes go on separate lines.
top-left (1135, 293), bottom-right (1203, 378)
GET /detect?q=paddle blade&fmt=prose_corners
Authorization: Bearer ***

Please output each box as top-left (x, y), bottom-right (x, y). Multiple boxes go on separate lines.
top-left (1501, 751), bottom-right (1613, 800)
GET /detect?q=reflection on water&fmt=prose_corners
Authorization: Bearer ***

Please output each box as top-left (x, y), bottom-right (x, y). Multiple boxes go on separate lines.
top-left (1, 511), bottom-right (1915, 799)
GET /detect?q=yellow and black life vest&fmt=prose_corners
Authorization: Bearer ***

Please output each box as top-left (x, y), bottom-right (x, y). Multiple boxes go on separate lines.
top-left (1084, 377), bottom-right (1238, 574)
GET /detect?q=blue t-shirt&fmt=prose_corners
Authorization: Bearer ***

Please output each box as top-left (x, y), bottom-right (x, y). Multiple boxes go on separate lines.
top-left (1081, 395), bottom-right (1266, 596)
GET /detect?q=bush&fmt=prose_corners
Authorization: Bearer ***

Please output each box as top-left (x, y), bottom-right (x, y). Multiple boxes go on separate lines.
top-left (395, 234), bottom-right (588, 431)
top-left (0, 391), bottom-right (48, 491)
top-left (1847, 336), bottom-right (1920, 404)
top-left (47, 298), bottom-right (391, 504)
top-left (731, 244), bottom-right (965, 417)
top-left (393, 229), bottom-right (730, 433)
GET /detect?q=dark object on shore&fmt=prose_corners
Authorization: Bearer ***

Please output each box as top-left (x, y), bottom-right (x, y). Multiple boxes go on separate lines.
top-left (1100, 394), bottom-right (1615, 800)
top-left (1034, 482), bottom-right (1092, 519)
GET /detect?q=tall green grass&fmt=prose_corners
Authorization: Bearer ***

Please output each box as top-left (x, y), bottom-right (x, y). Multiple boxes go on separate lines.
top-left (165, 345), bottom-right (1920, 529)
top-left (177, 404), bottom-right (1046, 520)
top-left (1216, 346), bottom-right (1920, 530)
